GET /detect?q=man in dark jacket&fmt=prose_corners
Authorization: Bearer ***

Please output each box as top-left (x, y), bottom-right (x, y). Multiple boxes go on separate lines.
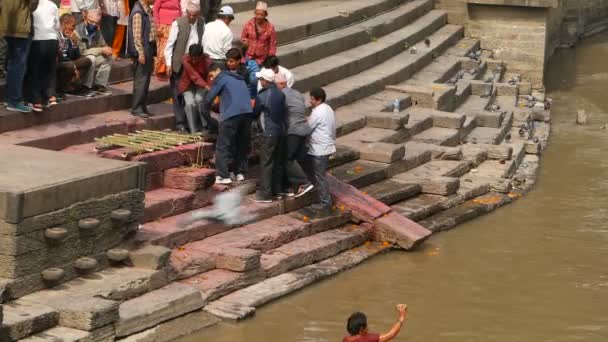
top-left (253, 68), bottom-right (286, 202)
top-left (206, 63), bottom-right (253, 185)
top-left (127, 0), bottom-right (157, 118)
top-left (0, 0), bottom-right (39, 112)
top-left (56, 13), bottom-right (94, 96)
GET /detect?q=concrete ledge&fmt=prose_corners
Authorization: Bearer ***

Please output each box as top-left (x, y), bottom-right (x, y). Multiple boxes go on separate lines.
top-left (467, 0), bottom-right (559, 8)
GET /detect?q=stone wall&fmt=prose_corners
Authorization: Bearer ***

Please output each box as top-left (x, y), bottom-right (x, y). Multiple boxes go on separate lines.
top-left (434, 0), bottom-right (608, 86)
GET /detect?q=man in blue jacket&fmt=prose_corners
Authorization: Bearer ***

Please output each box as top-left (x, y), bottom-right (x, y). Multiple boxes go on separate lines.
top-left (253, 68), bottom-right (286, 202)
top-left (206, 63), bottom-right (254, 185)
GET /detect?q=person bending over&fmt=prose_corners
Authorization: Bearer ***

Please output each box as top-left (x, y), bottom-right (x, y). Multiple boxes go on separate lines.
top-left (344, 304), bottom-right (408, 342)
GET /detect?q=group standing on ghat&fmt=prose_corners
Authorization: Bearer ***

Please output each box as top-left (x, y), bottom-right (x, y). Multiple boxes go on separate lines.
top-left (0, 0), bottom-right (336, 214)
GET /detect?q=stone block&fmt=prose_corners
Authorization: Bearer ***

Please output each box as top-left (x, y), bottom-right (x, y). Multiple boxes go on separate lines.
top-left (387, 84), bottom-right (434, 108)
top-left (137, 214), bottom-right (231, 250)
top-left (524, 141), bottom-right (541, 155)
top-left (19, 326), bottom-right (91, 342)
top-left (407, 107), bottom-right (465, 129)
top-left (181, 269), bottom-right (265, 303)
top-left (366, 112), bottom-right (409, 130)
top-left (373, 212), bottom-right (432, 249)
top-left (404, 114), bottom-right (433, 136)
top-left (328, 146), bottom-right (360, 169)
top-left (385, 150), bottom-right (433, 178)
top-left (163, 168), bottom-right (216, 191)
top-left (338, 126), bottom-right (409, 145)
top-left (145, 172), bottom-right (164, 192)
top-left (115, 283), bottom-right (205, 337)
top-left (117, 310), bottom-right (219, 342)
top-left (470, 80), bottom-right (493, 97)
top-left (261, 224), bottom-right (373, 277)
top-left (327, 175), bottom-right (391, 223)
top-left (129, 245), bottom-right (172, 270)
top-left (215, 248), bottom-right (261, 272)
top-left (361, 180), bottom-right (421, 205)
top-left (169, 247), bottom-right (216, 280)
top-left (518, 82), bottom-right (532, 95)
top-left (143, 188), bottom-right (195, 223)
top-left (392, 194), bottom-right (446, 221)
top-left (418, 201), bottom-right (486, 232)
top-left (433, 85), bottom-right (457, 112)
top-left (358, 142), bottom-right (405, 164)
top-left (496, 83), bottom-right (519, 96)
top-left (0, 300), bottom-right (58, 340)
top-left (412, 127), bottom-right (461, 147)
top-left (393, 175), bottom-right (460, 196)
top-left (335, 112), bottom-right (366, 137)
top-left (329, 160), bottom-right (389, 189)
top-left (473, 110), bottom-right (505, 128)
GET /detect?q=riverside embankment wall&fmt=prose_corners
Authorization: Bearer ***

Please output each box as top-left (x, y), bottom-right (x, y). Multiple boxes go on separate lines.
top-left (435, 0), bottom-right (608, 87)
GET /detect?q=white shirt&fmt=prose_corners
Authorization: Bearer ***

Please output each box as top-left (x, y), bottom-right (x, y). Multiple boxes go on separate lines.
top-left (33, 0), bottom-right (59, 41)
top-left (257, 66), bottom-right (295, 91)
top-left (164, 19), bottom-right (202, 69)
top-left (203, 19), bottom-right (233, 60)
top-left (308, 103), bottom-right (336, 156)
top-left (71, 0), bottom-right (99, 12)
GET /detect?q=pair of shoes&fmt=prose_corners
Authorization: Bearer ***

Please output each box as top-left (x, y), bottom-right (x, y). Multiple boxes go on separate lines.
top-left (254, 191), bottom-right (273, 203)
top-left (295, 183), bottom-right (314, 198)
top-left (215, 176), bottom-right (232, 185)
top-left (229, 172), bottom-right (245, 182)
top-left (131, 110), bottom-right (150, 119)
top-left (278, 190), bottom-right (295, 198)
top-left (47, 97), bottom-right (58, 107)
top-left (93, 85), bottom-right (112, 95)
top-left (28, 103), bottom-right (43, 112)
top-left (73, 87), bottom-right (96, 97)
top-left (6, 102), bottom-right (32, 113)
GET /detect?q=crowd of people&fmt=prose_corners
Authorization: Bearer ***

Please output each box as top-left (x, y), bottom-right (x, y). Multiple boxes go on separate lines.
top-left (0, 0), bottom-right (337, 214)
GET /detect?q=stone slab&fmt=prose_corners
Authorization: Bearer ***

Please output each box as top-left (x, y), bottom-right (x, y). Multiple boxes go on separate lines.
top-left (404, 141), bottom-right (462, 160)
top-left (385, 149), bottom-right (433, 178)
top-left (335, 112), bottom-right (366, 137)
top-left (117, 310), bottom-right (219, 342)
top-left (403, 114), bottom-right (433, 136)
top-left (337, 126), bottom-right (409, 145)
top-left (358, 142), bottom-right (406, 164)
top-left (473, 110), bottom-right (505, 128)
top-left (129, 245), bottom-right (172, 270)
top-left (0, 300), bottom-right (58, 340)
top-left (373, 211), bottom-right (432, 249)
top-left (261, 224), bottom-right (372, 277)
top-left (0, 145), bottom-right (144, 223)
top-left (366, 112), bottom-right (409, 130)
top-left (393, 174), bottom-right (460, 196)
top-left (361, 180), bottom-right (421, 205)
top-left (115, 283), bottom-right (205, 337)
top-left (328, 145), bottom-right (360, 169)
top-left (418, 200), bottom-right (487, 232)
top-left (392, 194), bottom-right (447, 221)
top-left (330, 160), bottom-right (389, 189)
top-left (406, 107), bottom-right (465, 129)
top-left (19, 325), bottom-right (115, 342)
top-left (327, 174), bottom-right (391, 223)
top-left (163, 168), bottom-right (216, 191)
top-left (181, 269), bottom-right (265, 303)
top-left (412, 127), bottom-right (461, 147)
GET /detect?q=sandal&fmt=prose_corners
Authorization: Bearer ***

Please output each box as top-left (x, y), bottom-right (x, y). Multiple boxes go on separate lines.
top-left (48, 96), bottom-right (58, 107)
top-left (29, 103), bottom-right (43, 112)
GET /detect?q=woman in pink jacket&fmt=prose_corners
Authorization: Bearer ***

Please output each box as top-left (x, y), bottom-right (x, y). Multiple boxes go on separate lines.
top-left (153, 0), bottom-right (182, 80)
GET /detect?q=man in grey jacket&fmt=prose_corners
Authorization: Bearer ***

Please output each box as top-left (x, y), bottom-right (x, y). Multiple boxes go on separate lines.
top-left (75, 8), bottom-right (114, 95)
top-left (276, 74), bottom-right (314, 198)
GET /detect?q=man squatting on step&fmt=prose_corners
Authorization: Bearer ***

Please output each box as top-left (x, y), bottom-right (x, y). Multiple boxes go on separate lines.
top-left (343, 304), bottom-right (408, 342)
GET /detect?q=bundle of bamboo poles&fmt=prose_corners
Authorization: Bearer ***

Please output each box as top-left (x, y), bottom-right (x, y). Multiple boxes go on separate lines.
top-left (95, 130), bottom-right (203, 158)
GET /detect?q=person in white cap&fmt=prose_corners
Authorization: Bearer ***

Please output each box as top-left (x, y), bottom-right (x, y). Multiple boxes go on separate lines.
top-left (202, 5), bottom-right (234, 64)
top-left (253, 68), bottom-right (287, 203)
top-left (241, 1), bottom-right (276, 65)
top-left (164, 0), bottom-right (205, 132)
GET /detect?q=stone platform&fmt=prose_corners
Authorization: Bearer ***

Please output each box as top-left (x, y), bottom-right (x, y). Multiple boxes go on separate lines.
top-left (0, 0), bottom-right (552, 340)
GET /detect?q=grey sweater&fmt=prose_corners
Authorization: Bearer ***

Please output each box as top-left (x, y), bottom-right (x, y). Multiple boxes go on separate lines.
top-left (282, 87), bottom-right (312, 137)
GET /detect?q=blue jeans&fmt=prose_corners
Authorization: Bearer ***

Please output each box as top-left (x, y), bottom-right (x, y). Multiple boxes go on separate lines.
top-left (5, 36), bottom-right (32, 103)
top-left (304, 155), bottom-right (331, 208)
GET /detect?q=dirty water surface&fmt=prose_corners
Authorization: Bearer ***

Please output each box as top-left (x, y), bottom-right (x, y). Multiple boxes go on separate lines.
top-left (181, 33), bottom-right (608, 341)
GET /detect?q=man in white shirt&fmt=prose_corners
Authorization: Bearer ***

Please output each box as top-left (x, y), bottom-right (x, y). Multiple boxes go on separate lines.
top-left (202, 5), bottom-right (234, 64)
top-left (306, 87), bottom-right (336, 216)
top-left (164, 0), bottom-right (204, 132)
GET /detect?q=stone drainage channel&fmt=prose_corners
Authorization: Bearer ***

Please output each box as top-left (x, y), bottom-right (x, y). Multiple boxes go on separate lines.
top-left (181, 34), bottom-right (608, 341)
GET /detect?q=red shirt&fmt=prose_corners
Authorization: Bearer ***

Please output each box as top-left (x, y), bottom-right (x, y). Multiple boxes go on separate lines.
top-left (177, 54), bottom-right (212, 94)
top-left (343, 333), bottom-right (380, 342)
top-left (240, 18), bottom-right (277, 65)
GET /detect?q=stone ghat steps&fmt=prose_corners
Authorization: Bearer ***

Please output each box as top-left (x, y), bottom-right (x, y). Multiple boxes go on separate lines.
top-left (204, 241), bottom-right (389, 321)
top-left (292, 8), bottom-right (447, 92)
top-left (0, 78), bottom-right (171, 134)
top-left (279, 0), bottom-right (434, 69)
top-left (304, 24), bottom-right (464, 111)
top-left (230, 0), bottom-right (410, 46)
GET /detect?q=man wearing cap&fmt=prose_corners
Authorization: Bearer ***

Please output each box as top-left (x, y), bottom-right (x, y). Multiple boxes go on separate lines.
top-left (164, 0), bottom-right (205, 132)
top-left (202, 5), bottom-right (234, 65)
top-left (74, 8), bottom-right (114, 95)
top-left (241, 1), bottom-right (276, 66)
top-left (253, 68), bottom-right (287, 202)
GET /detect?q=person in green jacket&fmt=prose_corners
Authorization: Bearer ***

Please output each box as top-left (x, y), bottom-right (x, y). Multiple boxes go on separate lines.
top-left (0, 0), bottom-right (40, 112)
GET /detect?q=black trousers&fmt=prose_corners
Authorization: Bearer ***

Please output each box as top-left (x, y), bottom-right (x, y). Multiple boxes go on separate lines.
top-left (101, 15), bottom-right (118, 46)
top-left (56, 57), bottom-right (93, 93)
top-left (304, 155), bottom-right (331, 208)
top-left (132, 53), bottom-right (154, 113)
top-left (259, 133), bottom-right (286, 197)
top-left (24, 40), bottom-right (58, 104)
top-left (284, 134), bottom-right (309, 189)
top-left (170, 71), bottom-right (187, 129)
top-left (215, 114), bottom-right (252, 178)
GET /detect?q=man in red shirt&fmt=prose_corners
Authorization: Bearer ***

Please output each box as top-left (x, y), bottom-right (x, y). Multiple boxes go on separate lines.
top-left (343, 304), bottom-right (408, 342)
top-left (240, 1), bottom-right (276, 65)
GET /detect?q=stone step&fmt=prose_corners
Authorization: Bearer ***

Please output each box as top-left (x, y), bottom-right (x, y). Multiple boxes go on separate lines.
top-left (304, 24), bottom-right (464, 111)
top-left (115, 310), bottom-right (219, 342)
top-left (391, 194), bottom-right (449, 221)
top-left (203, 242), bottom-right (388, 321)
top-left (338, 126), bottom-right (410, 145)
top-left (261, 224), bottom-right (373, 277)
top-left (0, 79), bottom-right (171, 134)
top-left (0, 301), bottom-right (58, 340)
top-left (163, 168), bottom-right (217, 192)
top-left (406, 107), bottom-right (466, 129)
top-left (135, 192), bottom-right (288, 249)
top-left (403, 112), bottom-right (434, 136)
top-left (458, 115), bottom-right (478, 142)
top-left (406, 55), bottom-right (462, 85)
top-left (474, 142), bottom-right (525, 179)
top-left (328, 145), bottom-right (360, 168)
top-left (405, 160), bottom-right (473, 178)
top-left (464, 112), bottom-right (513, 145)
top-left (169, 208), bottom-right (351, 279)
top-left (403, 141), bottom-right (463, 160)
top-left (293, 9), bottom-right (447, 92)
top-left (181, 269), bottom-right (265, 303)
top-left (444, 37), bottom-right (481, 57)
top-left (0, 103), bottom-right (174, 151)
top-left (20, 325), bottom-right (115, 342)
top-left (361, 179), bottom-right (421, 205)
top-left (385, 148), bottom-right (432, 177)
top-left (231, 0), bottom-right (409, 46)
top-left (329, 160), bottom-right (389, 189)
top-left (417, 199), bottom-right (487, 233)
top-left (411, 126), bottom-right (461, 146)
top-left (144, 187), bottom-right (216, 223)
top-left (279, 0), bottom-right (435, 69)
top-left (336, 111), bottom-right (367, 138)
top-left (115, 283), bottom-right (205, 338)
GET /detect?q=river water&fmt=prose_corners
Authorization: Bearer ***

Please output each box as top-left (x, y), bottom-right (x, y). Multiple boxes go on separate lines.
top-left (182, 33), bottom-right (608, 341)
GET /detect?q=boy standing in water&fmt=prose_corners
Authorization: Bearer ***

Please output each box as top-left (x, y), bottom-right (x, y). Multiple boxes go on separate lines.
top-left (343, 304), bottom-right (408, 342)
